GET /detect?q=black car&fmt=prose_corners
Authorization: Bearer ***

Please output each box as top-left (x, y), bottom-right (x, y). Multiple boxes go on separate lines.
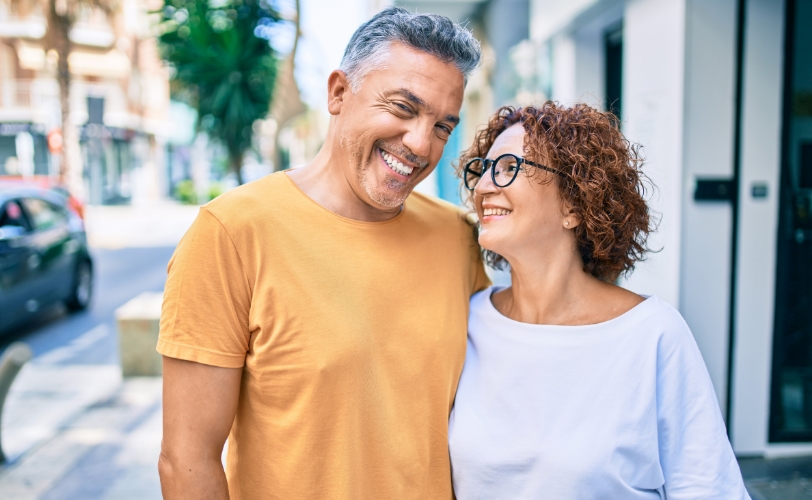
top-left (0, 182), bottom-right (93, 333)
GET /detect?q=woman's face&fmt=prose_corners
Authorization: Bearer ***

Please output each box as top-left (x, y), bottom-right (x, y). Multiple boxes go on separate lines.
top-left (474, 124), bottom-right (572, 264)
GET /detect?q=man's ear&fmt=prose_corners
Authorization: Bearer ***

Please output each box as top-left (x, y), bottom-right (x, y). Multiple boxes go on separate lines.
top-left (327, 70), bottom-right (351, 116)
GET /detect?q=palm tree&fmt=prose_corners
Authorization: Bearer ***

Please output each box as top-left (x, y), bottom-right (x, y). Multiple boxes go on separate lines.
top-left (156, 0), bottom-right (281, 184)
top-left (268, 0), bottom-right (304, 171)
top-left (9, 0), bottom-right (117, 185)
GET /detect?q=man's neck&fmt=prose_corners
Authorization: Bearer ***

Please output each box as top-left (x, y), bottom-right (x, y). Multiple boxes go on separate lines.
top-left (285, 148), bottom-right (402, 223)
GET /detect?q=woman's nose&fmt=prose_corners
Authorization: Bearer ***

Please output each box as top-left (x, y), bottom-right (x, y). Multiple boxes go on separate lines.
top-left (474, 168), bottom-right (499, 196)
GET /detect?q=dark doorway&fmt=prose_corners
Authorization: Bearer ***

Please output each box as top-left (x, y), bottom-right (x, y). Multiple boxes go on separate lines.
top-left (770, 0), bottom-right (812, 442)
top-left (605, 22), bottom-right (623, 121)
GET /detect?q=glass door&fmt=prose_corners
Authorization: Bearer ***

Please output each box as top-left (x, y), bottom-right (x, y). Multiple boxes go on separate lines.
top-left (770, 0), bottom-right (812, 442)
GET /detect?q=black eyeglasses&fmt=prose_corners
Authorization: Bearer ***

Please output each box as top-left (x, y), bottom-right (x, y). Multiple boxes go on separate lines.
top-left (463, 154), bottom-right (565, 191)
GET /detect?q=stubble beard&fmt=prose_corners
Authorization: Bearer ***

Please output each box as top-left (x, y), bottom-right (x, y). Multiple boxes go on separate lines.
top-left (352, 139), bottom-right (412, 208)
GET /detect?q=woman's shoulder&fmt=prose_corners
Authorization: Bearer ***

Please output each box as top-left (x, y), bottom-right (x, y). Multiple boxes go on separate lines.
top-left (469, 286), bottom-right (494, 312)
top-left (627, 296), bottom-right (703, 362)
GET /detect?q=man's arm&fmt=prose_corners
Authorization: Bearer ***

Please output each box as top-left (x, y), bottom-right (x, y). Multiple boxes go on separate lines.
top-left (159, 356), bottom-right (243, 500)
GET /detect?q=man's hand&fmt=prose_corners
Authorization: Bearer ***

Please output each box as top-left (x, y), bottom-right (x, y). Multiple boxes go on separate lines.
top-left (159, 356), bottom-right (242, 500)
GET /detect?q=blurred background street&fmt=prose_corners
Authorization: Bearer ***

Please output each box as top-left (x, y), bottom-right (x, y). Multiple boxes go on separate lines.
top-left (0, 0), bottom-right (811, 498)
top-left (0, 203), bottom-right (194, 499)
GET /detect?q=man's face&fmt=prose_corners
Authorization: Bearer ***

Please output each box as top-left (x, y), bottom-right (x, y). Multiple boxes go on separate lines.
top-left (331, 43), bottom-right (465, 209)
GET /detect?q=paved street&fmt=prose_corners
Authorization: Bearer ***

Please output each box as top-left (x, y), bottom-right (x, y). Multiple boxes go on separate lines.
top-left (0, 202), bottom-right (198, 500)
top-left (0, 246), bottom-right (177, 363)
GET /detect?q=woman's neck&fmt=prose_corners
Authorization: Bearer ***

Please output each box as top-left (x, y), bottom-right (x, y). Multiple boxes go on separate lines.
top-left (492, 247), bottom-right (644, 326)
top-left (493, 250), bottom-right (597, 326)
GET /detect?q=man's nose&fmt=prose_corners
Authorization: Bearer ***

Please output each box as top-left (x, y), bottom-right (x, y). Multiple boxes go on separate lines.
top-left (401, 120), bottom-right (433, 160)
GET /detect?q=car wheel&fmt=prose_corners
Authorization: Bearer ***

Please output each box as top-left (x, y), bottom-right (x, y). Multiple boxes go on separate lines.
top-left (66, 259), bottom-right (93, 311)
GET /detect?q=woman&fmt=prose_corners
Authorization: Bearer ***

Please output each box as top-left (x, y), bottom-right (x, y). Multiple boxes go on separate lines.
top-left (448, 103), bottom-right (750, 499)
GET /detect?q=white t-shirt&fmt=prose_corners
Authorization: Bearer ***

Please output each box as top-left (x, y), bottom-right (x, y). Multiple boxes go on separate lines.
top-left (449, 287), bottom-right (750, 500)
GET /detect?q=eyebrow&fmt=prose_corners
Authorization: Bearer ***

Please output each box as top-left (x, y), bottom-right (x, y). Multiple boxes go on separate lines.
top-left (389, 88), bottom-right (460, 125)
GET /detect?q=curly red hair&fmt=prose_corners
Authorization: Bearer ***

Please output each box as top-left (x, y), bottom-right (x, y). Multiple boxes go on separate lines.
top-left (457, 102), bottom-right (654, 282)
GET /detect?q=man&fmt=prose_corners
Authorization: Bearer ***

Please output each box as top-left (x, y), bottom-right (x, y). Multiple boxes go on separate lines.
top-left (157, 7), bottom-right (488, 499)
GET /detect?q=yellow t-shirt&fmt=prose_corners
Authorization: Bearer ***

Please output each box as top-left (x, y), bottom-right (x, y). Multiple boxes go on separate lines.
top-left (158, 172), bottom-right (489, 499)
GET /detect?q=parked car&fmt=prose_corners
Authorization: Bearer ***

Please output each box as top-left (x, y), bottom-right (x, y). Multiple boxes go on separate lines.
top-left (0, 182), bottom-right (93, 333)
top-left (0, 175), bottom-right (86, 219)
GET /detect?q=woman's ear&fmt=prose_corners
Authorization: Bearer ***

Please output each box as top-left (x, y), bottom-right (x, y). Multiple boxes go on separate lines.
top-left (562, 207), bottom-right (582, 229)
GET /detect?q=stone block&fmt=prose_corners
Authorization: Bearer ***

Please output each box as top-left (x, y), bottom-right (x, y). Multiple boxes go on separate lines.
top-left (116, 292), bottom-right (163, 377)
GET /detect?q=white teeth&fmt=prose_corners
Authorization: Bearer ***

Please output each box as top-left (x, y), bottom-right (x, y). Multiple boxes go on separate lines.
top-left (382, 150), bottom-right (414, 176)
top-left (483, 208), bottom-right (511, 216)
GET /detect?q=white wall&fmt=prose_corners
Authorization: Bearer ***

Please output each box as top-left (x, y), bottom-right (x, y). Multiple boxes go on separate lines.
top-left (678, 0), bottom-right (738, 417)
top-left (619, 0), bottom-right (686, 309)
top-left (543, 0), bottom-right (738, 417)
top-left (573, 28), bottom-right (604, 107)
top-left (730, 0), bottom-right (788, 456)
top-left (544, 0), bottom-right (689, 308)
top-left (551, 34), bottom-right (577, 103)
top-left (296, 0), bottom-right (392, 111)
top-left (530, 0), bottom-right (600, 41)
top-left (535, 0), bottom-right (800, 456)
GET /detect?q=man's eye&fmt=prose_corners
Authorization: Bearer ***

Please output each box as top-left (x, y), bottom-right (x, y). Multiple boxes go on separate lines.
top-left (395, 102), bottom-right (412, 113)
top-left (436, 124), bottom-right (452, 136)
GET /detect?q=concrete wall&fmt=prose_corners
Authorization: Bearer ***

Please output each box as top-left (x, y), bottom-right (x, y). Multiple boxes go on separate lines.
top-left (531, 0), bottom-right (812, 456)
top-left (546, 3), bottom-right (621, 107)
top-left (483, 0), bottom-right (531, 105)
top-left (679, 0), bottom-right (738, 416)
top-left (551, 35), bottom-right (578, 103)
top-left (539, 0), bottom-right (733, 415)
top-left (618, 0), bottom-right (687, 309)
top-left (730, 0), bottom-right (792, 456)
top-left (544, 0), bottom-right (689, 309)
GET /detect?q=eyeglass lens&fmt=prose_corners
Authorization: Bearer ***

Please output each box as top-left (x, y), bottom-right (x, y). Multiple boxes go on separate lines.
top-left (465, 159), bottom-right (483, 190)
top-left (492, 155), bottom-right (520, 187)
top-left (465, 155), bottom-right (521, 190)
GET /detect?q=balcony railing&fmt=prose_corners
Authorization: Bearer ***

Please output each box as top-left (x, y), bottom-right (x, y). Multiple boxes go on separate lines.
top-left (0, 79), bottom-right (59, 110)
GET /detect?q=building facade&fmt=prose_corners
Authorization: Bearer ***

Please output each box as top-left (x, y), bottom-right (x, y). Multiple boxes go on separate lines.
top-left (397, 0), bottom-right (812, 459)
top-left (524, 0), bottom-right (810, 457)
top-left (0, 0), bottom-right (171, 204)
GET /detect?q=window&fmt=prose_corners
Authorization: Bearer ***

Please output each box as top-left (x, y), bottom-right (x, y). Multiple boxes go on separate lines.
top-left (605, 22), bottom-right (623, 121)
top-left (21, 198), bottom-right (67, 231)
top-left (0, 200), bottom-right (30, 230)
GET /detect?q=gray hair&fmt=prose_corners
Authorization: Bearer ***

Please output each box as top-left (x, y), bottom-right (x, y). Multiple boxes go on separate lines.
top-left (339, 7), bottom-right (482, 92)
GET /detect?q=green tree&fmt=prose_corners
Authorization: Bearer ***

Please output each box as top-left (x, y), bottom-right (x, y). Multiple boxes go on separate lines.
top-left (156, 0), bottom-right (280, 184)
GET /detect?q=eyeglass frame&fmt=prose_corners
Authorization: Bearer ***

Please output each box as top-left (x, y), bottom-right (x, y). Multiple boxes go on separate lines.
top-left (463, 153), bottom-right (566, 191)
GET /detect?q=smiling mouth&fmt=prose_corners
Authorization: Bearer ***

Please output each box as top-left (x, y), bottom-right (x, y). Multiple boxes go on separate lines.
top-left (483, 208), bottom-right (512, 216)
top-left (380, 148), bottom-right (415, 176)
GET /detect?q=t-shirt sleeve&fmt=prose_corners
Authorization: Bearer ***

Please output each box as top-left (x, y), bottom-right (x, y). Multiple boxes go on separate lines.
top-left (656, 309), bottom-right (750, 499)
top-left (157, 207), bottom-right (252, 368)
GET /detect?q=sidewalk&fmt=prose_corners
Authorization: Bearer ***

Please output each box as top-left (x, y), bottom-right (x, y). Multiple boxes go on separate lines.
top-left (0, 201), bottom-right (194, 499)
top-left (0, 323), bottom-right (163, 499)
top-left (0, 374), bottom-right (163, 500)
top-left (3, 366), bottom-right (812, 499)
top-left (741, 455), bottom-right (812, 499)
